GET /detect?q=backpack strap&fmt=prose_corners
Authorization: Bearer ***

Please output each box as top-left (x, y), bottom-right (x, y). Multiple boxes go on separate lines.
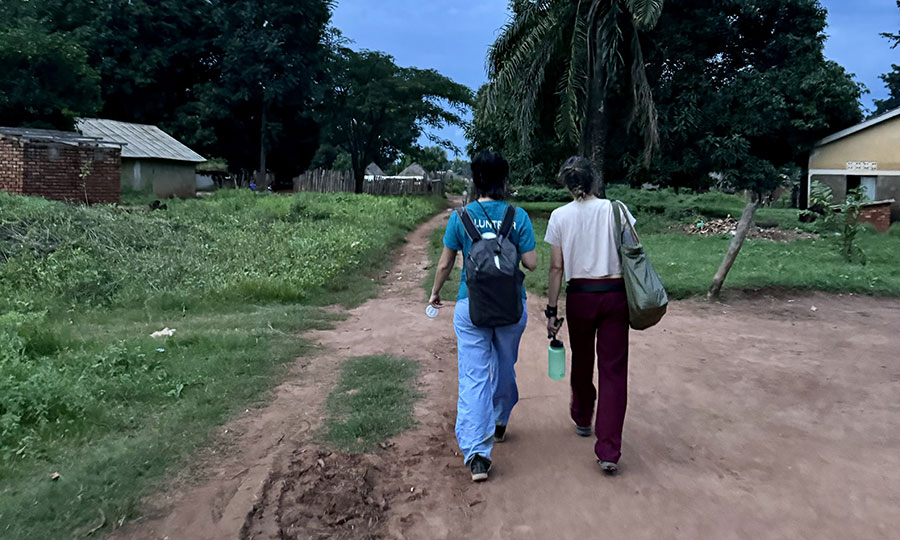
top-left (498, 205), bottom-right (517, 241)
top-left (456, 207), bottom-right (482, 242)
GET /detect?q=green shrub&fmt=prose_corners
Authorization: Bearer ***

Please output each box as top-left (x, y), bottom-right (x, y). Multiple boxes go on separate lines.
top-left (803, 182), bottom-right (867, 263)
top-left (444, 176), bottom-right (469, 195)
top-left (889, 222), bottom-right (900, 237)
top-left (513, 185), bottom-right (571, 202)
top-left (0, 312), bottom-right (90, 449)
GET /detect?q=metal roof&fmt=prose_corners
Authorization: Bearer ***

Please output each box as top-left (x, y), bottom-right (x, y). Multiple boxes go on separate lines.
top-left (0, 126), bottom-right (116, 146)
top-left (814, 107), bottom-right (900, 148)
top-left (76, 118), bottom-right (205, 163)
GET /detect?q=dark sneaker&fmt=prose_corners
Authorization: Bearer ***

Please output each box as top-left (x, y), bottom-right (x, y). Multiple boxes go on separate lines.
top-left (494, 424), bottom-right (507, 443)
top-left (575, 425), bottom-right (592, 437)
top-left (468, 455), bottom-right (492, 482)
top-left (598, 460), bottom-right (618, 476)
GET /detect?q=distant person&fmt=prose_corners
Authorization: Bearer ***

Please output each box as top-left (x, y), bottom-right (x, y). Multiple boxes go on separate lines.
top-left (544, 156), bottom-right (637, 476)
top-left (429, 151), bottom-right (538, 482)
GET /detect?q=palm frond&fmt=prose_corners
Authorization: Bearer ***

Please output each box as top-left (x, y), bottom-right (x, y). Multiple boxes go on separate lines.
top-left (593, 0), bottom-right (624, 90)
top-left (488, 0), bottom-right (553, 79)
top-left (627, 23), bottom-right (659, 164)
top-left (555, 0), bottom-right (589, 146)
top-left (489, 0), bottom-right (572, 149)
top-left (622, 0), bottom-right (665, 30)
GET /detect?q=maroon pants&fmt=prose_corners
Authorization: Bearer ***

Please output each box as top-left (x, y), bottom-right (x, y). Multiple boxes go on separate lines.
top-left (566, 279), bottom-right (629, 463)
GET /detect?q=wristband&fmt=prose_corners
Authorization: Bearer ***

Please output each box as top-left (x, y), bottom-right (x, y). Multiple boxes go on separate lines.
top-left (544, 305), bottom-right (558, 318)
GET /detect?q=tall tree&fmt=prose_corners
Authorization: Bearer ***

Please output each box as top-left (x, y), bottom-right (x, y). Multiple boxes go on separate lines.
top-left (874, 1), bottom-right (900, 115)
top-left (873, 67), bottom-right (900, 115)
top-left (486, 0), bottom-right (664, 193)
top-left (0, 22), bottom-right (100, 129)
top-left (32, 0), bottom-right (217, 136)
top-left (634, 0), bottom-right (862, 196)
top-left (211, 0), bottom-right (332, 182)
top-left (640, 0), bottom-right (865, 298)
top-left (23, 0), bottom-right (332, 179)
top-left (317, 48), bottom-right (472, 193)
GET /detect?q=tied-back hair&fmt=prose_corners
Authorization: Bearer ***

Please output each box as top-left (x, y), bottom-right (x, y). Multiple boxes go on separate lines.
top-left (471, 151), bottom-right (509, 200)
top-left (557, 156), bottom-right (605, 200)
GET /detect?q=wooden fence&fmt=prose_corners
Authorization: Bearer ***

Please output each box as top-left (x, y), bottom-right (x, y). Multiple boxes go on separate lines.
top-left (293, 169), bottom-right (442, 196)
top-left (293, 169), bottom-right (354, 193)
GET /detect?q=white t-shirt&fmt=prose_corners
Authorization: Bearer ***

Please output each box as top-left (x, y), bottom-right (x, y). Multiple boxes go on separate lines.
top-left (544, 198), bottom-right (636, 281)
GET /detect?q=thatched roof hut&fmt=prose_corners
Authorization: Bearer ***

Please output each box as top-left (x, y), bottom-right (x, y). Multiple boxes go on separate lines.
top-left (365, 162), bottom-right (385, 176)
top-left (398, 163), bottom-right (428, 179)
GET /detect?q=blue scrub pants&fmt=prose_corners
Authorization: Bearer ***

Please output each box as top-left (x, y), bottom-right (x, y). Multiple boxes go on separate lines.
top-left (453, 298), bottom-right (528, 465)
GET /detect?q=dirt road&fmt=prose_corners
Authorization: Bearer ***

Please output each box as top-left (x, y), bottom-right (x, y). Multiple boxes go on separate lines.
top-left (114, 208), bottom-right (900, 540)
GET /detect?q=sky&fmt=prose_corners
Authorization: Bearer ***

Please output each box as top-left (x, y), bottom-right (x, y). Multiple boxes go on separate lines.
top-left (331, 0), bottom-right (900, 154)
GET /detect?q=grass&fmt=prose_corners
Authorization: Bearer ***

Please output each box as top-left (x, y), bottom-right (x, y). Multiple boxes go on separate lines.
top-left (643, 232), bottom-right (900, 298)
top-left (0, 190), bottom-right (442, 539)
top-left (518, 186), bottom-right (806, 230)
top-left (428, 187), bottom-right (900, 300)
top-left (324, 355), bottom-right (419, 453)
top-left (0, 304), bottom-right (339, 539)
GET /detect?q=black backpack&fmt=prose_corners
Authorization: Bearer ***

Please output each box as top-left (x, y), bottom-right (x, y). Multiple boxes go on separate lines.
top-left (458, 203), bottom-right (525, 327)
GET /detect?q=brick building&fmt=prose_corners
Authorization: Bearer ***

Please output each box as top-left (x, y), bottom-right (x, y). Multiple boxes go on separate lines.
top-left (0, 127), bottom-right (122, 204)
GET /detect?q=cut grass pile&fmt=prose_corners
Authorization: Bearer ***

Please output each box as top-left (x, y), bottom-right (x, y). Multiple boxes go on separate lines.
top-left (324, 355), bottom-right (419, 453)
top-left (0, 190), bottom-right (442, 539)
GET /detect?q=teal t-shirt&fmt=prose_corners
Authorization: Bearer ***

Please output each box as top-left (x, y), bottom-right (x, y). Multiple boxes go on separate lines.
top-left (443, 201), bottom-right (536, 301)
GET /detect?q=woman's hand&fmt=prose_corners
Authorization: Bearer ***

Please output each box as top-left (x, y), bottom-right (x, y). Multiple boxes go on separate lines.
top-left (429, 292), bottom-right (442, 308)
top-left (547, 316), bottom-right (561, 339)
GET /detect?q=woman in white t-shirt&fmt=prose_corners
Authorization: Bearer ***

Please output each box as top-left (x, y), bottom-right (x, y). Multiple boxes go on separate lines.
top-left (544, 156), bottom-right (637, 476)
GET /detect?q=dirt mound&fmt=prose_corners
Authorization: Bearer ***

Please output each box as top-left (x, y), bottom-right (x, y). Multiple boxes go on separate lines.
top-left (684, 216), bottom-right (817, 242)
top-left (242, 450), bottom-right (391, 540)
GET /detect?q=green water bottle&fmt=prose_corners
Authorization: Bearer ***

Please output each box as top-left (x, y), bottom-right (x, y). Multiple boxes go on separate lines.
top-left (548, 339), bottom-right (566, 381)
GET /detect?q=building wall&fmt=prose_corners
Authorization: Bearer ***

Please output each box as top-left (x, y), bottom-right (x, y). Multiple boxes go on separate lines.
top-left (20, 142), bottom-right (120, 204)
top-left (808, 115), bottom-right (900, 171)
top-left (122, 158), bottom-right (195, 198)
top-left (812, 174), bottom-right (847, 201)
top-left (0, 138), bottom-right (25, 194)
top-left (876, 176), bottom-right (900, 222)
top-left (859, 201), bottom-right (893, 233)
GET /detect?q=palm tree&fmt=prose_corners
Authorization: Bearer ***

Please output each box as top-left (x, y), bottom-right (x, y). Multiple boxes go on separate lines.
top-left (487, 0), bottom-right (664, 193)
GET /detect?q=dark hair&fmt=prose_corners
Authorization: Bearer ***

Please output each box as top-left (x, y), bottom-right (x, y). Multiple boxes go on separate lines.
top-left (557, 156), bottom-right (605, 200)
top-left (471, 151), bottom-right (509, 200)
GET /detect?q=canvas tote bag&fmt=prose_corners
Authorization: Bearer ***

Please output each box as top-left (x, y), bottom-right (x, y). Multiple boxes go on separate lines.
top-left (612, 201), bottom-right (668, 330)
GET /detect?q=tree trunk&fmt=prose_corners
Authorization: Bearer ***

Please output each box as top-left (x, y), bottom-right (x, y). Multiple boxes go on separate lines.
top-left (351, 150), bottom-right (364, 194)
top-left (582, 59), bottom-right (608, 198)
top-left (353, 167), bottom-right (364, 194)
top-left (257, 100), bottom-right (268, 188)
top-left (708, 197), bottom-right (760, 300)
top-left (588, 104), bottom-right (608, 199)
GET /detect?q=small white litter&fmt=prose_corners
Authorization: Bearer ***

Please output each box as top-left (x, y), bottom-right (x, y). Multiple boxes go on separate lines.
top-left (151, 327), bottom-right (177, 338)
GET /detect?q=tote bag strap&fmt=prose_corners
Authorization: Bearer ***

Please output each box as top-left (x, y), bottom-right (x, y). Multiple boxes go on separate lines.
top-left (611, 200), bottom-right (640, 247)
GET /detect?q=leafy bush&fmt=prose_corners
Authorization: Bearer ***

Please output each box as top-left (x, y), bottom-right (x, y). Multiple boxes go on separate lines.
top-left (444, 175), bottom-right (469, 195)
top-left (803, 181), bottom-right (867, 263)
top-left (889, 222), bottom-right (900, 237)
top-left (513, 185), bottom-right (572, 202)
